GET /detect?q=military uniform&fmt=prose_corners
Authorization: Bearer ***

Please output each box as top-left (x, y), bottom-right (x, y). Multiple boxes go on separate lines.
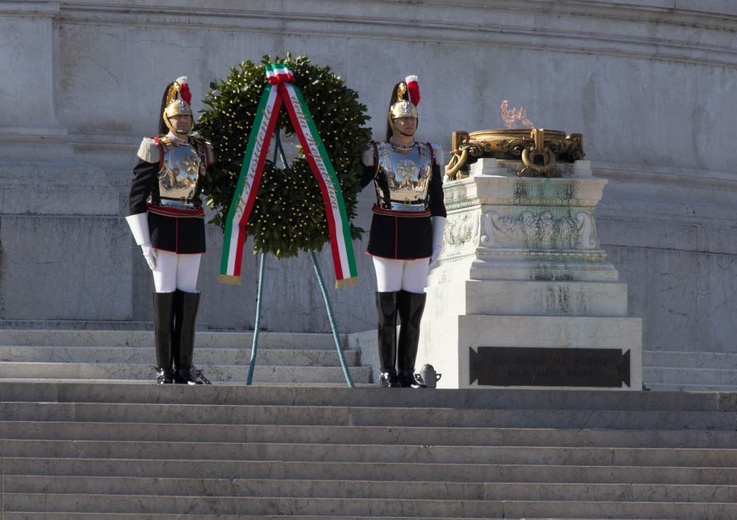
top-left (129, 134), bottom-right (211, 254)
top-left (361, 75), bottom-right (446, 389)
top-left (363, 140), bottom-right (445, 260)
top-left (126, 76), bottom-right (213, 385)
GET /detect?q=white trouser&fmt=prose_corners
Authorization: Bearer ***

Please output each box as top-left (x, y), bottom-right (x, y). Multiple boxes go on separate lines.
top-left (372, 256), bottom-right (429, 294)
top-left (152, 251), bottom-right (202, 293)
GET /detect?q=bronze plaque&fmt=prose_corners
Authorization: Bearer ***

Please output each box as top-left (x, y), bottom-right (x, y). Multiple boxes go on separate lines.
top-left (469, 346), bottom-right (630, 388)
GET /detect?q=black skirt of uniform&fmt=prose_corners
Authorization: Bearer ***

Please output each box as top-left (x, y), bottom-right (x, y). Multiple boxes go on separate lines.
top-left (148, 204), bottom-right (206, 254)
top-left (366, 205), bottom-right (432, 260)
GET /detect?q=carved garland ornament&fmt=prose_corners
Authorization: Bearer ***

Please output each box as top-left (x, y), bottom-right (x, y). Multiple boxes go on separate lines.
top-left (482, 210), bottom-right (595, 250)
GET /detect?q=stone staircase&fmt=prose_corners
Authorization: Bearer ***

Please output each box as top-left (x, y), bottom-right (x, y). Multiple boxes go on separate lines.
top-left (0, 328), bottom-right (371, 386)
top-left (1, 382), bottom-right (737, 519)
top-left (2, 328), bottom-right (737, 518)
top-left (643, 350), bottom-right (737, 392)
top-left (1, 328), bottom-right (735, 391)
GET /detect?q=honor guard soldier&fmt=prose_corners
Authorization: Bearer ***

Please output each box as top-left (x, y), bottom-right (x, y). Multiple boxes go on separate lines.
top-left (361, 75), bottom-right (446, 388)
top-left (126, 76), bottom-right (214, 384)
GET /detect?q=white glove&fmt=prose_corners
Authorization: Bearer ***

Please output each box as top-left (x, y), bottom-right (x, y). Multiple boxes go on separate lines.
top-left (430, 216), bottom-right (446, 265)
top-left (430, 245), bottom-right (442, 264)
top-left (141, 243), bottom-right (157, 271)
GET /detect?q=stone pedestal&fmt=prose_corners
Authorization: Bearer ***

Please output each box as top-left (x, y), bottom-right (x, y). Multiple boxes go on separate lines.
top-left (419, 158), bottom-right (643, 390)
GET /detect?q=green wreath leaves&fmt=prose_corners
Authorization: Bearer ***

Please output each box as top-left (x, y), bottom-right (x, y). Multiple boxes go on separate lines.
top-left (197, 55), bottom-right (371, 259)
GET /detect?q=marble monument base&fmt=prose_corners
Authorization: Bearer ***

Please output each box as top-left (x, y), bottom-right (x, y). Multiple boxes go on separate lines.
top-left (418, 158), bottom-right (643, 390)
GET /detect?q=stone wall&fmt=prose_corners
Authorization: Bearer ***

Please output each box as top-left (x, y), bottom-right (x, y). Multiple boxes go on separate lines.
top-left (2, 0), bottom-right (737, 352)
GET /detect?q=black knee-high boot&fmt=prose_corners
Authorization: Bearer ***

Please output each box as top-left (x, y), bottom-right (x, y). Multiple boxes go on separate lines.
top-left (153, 291), bottom-right (176, 384)
top-left (173, 290), bottom-right (202, 385)
top-left (170, 290), bottom-right (183, 376)
top-left (396, 290), bottom-right (427, 388)
top-left (376, 291), bottom-right (399, 387)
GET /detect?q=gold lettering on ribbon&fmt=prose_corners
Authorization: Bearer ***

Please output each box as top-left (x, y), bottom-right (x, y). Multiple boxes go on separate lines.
top-left (285, 86), bottom-right (340, 211)
top-left (233, 92), bottom-right (276, 223)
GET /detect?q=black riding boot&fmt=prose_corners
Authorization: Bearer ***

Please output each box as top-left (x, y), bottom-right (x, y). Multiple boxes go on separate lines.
top-left (173, 290), bottom-right (202, 385)
top-left (153, 291), bottom-right (176, 384)
top-left (170, 290), bottom-right (183, 379)
top-left (396, 290), bottom-right (427, 388)
top-left (376, 291), bottom-right (399, 388)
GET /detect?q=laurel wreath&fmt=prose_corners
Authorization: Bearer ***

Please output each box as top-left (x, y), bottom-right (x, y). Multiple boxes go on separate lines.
top-left (196, 55), bottom-right (371, 259)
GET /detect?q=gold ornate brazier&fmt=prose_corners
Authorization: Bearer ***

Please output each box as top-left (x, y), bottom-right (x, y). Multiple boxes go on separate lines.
top-left (446, 128), bottom-right (585, 180)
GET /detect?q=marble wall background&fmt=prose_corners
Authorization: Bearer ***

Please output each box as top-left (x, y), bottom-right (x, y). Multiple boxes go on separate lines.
top-left (2, 0), bottom-right (737, 353)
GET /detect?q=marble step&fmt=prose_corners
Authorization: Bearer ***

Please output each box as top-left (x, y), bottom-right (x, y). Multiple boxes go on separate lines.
top-left (0, 516), bottom-right (704, 520)
top-left (644, 350), bottom-right (737, 369)
top-left (2, 492), bottom-right (735, 519)
top-left (643, 350), bottom-right (737, 391)
top-left (3, 422), bottom-right (737, 448)
top-left (0, 345), bottom-right (359, 365)
top-left (3, 475), bottom-right (736, 503)
top-left (0, 360), bottom-right (370, 385)
top-left (4, 381), bottom-right (732, 410)
top-left (3, 439), bottom-right (735, 468)
top-left (2, 401), bottom-right (733, 430)
top-left (4, 456), bottom-right (736, 486)
top-left (0, 329), bottom-right (342, 349)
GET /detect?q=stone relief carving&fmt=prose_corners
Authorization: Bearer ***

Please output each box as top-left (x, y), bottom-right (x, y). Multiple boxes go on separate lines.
top-left (444, 213), bottom-right (479, 254)
top-left (481, 210), bottom-right (595, 249)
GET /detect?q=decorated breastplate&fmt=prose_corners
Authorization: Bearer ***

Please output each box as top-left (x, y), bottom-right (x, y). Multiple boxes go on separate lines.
top-left (374, 142), bottom-right (432, 208)
top-left (158, 138), bottom-right (203, 203)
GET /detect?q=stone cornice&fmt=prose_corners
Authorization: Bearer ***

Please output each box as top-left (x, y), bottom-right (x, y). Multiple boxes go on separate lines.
top-left (593, 160), bottom-right (737, 191)
top-left (54, 1), bottom-right (737, 67)
top-left (0, 2), bottom-right (59, 16)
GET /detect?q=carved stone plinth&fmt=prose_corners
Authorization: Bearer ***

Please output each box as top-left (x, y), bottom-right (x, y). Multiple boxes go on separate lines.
top-left (419, 158), bottom-right (643, 390)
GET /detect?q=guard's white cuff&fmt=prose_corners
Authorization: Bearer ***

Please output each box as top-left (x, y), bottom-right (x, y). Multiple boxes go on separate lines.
top-left (431, 216), bottom-right (446, 249)
top-left (126, 213), bottom-right (151, 246)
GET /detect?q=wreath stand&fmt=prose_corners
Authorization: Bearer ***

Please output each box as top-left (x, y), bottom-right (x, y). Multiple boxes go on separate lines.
top-left (246, 131), bottom-right (355, 388)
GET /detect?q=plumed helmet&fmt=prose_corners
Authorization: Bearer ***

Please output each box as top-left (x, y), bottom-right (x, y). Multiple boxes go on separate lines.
top-left (387, 75), bottom-right (420, 139)
top-left (160, 76), bottom-right (193, 134)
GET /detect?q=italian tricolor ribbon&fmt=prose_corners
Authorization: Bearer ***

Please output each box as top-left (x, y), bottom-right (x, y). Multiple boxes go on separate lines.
top-left (219, 63), bottom-right (359, 288)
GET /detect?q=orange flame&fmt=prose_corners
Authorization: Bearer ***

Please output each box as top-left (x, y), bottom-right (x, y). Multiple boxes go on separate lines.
top-left (500, 100), bottom-right (534, 129)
